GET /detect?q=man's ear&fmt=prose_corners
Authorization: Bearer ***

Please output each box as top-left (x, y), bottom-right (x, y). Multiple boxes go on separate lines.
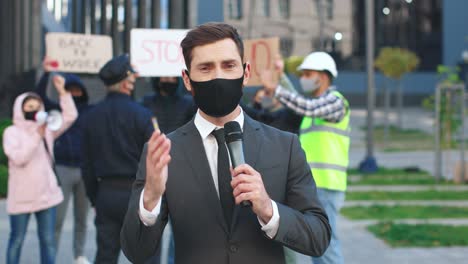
top-left (242, 62), bottom-right (251, 87)
top-left (182, 70), bottom-right (193, 93)
top-left (119, 81), bottom-right (126, 93)
top-left (319, 71), bottom-right (329, 86)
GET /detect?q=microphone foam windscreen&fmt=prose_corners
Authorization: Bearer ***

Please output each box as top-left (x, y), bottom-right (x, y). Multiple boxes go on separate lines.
top-left (224, 121), bottom-right (242, 143)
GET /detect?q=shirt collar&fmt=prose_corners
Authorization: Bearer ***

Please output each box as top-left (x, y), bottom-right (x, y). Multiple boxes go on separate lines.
top-left (194, 107), bottom-right (244, 140)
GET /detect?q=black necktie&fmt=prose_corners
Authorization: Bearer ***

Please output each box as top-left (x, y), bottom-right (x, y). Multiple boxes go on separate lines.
top-left (212, 128), bottom-right (234, 227)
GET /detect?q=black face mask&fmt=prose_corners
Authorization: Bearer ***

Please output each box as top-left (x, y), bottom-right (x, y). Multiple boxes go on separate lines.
top-left (187, 72), bottom-right (244, 117)
top-left (72, 96), bottom-right (87, 105)
top-left (158, 82), bottom-right (179, 96)
top-left (24, 111), bottom-right (38, 121)
top-left (253, 102), bottom-right (262, 110)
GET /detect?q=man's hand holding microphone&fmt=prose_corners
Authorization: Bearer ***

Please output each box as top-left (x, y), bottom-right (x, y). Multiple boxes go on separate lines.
top-left (225, 121), bottom-right (273, 224)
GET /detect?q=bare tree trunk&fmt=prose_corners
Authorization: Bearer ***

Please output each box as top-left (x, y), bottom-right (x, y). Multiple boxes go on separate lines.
top-left (397, 79), bottom-right (403, 129)
top-left (383, 79), bottom-right (390, 146)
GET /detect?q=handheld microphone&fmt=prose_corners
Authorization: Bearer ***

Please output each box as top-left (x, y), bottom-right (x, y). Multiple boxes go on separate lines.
top-left (224, 121), bottom-right (252, 207)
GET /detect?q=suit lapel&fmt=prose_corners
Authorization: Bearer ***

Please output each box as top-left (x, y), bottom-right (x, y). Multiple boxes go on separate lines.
top-left (180, 121), bottom-right (229, 235)
top-left (243, 115), bottom-right (262, 167)
top-left (231, 115), bottom-right (263, 232)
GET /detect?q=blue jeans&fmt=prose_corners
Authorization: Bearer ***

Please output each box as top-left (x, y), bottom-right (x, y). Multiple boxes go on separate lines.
top-left (312, 188), bottom-right (345, 264)
top-left (7, 207), bottom-right (57, 264)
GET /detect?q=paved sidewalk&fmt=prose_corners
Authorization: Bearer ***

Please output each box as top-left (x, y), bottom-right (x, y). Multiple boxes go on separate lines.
top-left (290, 216), bottom-right (468, 264)
top-left (340, 216), bottom-right (468, 264)
top-left (0, 201), bottom-right (131, 264)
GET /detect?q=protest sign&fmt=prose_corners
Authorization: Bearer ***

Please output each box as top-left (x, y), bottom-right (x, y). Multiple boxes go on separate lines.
top-left (131, 29), bottom-right (188, 77)
top-left (45, 33), bottom-right (112, 73)
top-left (243, 37), bottom-right (280, 86)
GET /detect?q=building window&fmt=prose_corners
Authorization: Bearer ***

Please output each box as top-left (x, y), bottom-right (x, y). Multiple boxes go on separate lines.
top-left (279, 0), bottom-right (290, 19)
top-left (344, 0), bottom-right (442, 71)
top-left (280, 37), bottom-right (294, 57)
top-left (263, 0), bottom-right (270, 17)
top-left (315, 0), bottom-right (333, 21)
top-left (228, 0), bottom-right (243, 19)
top-left (327, 0), bottom-right (334, 20)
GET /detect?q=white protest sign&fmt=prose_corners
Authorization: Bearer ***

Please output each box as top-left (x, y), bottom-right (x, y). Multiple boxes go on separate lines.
top-left (45, 33), bottom-right (113, 73)
top-left (130, 29), bottom-right (188, 77)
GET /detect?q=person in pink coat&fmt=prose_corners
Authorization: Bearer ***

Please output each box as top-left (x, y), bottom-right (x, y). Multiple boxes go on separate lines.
top-left (2, 75), bottom-right (78, 264)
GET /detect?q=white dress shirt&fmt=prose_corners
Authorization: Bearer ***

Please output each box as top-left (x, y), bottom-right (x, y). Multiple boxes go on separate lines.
top-left (139, 108), bottom-right (280, 238)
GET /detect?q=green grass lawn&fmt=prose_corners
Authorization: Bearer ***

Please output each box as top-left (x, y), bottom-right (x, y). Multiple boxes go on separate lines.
top-left (347, 167), bottom-right (452, 185)
top-left (341, 205), bottom-right (468, 220)
top-left (366, 125), bottom-right (434, 152)
top-left (368, 222), bottom-right (468, 247)
top-left (0, 164), bottom-right (7, 198)
top-left (0, 118), bottom-right (12, 165)
top-left (348, 167), bottom-right (431, 176)
top-left (348, 176), bottom-right (446, 185)
top-left (346, 190), bottom-right (468, 200)
top-left (367, 125), bottom-right (466, 152)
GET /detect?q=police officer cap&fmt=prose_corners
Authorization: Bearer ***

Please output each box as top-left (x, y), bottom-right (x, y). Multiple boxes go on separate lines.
top-left (99, 54), bottom-right (136, 86)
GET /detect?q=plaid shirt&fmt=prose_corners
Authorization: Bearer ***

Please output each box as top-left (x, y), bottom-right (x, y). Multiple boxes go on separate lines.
top-left (275, 85), bottom-right (347, 123)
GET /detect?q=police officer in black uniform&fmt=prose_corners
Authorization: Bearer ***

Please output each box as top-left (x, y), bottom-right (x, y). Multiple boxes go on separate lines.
top-left (81, 54), bottom-right (154, 263)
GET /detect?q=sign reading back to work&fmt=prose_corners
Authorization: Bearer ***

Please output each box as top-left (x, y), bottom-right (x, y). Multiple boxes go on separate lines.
top-left (243, 37), bottom-right (280, 86)
top-left (45, 33), bottom-right (113, 73)
top-left (131, 29), bottom-right (188, 77)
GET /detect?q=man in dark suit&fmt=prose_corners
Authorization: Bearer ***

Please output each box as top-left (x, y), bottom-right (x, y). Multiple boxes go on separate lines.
top-left (121, 22), bottom-right (331, 264)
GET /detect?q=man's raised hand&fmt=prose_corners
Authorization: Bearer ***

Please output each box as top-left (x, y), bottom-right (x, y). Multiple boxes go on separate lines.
top-left (143, 130), bottom-right (171, 210)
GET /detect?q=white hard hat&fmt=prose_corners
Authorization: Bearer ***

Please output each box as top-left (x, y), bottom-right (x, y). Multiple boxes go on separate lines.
top-left (297, 52), bottom-right (338, 78)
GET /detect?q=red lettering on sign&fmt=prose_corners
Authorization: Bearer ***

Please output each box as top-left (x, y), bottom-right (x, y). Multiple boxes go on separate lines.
top-left (139, 40), bottom-right (155, 64)
top-left (137, 39), bottom-right (184, 64)
top-left (164, 41), bottom-right (184, 63)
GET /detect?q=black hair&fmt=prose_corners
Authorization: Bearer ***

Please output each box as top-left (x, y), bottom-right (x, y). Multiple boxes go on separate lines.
top-left (22, 94), bottom-right (42, 109)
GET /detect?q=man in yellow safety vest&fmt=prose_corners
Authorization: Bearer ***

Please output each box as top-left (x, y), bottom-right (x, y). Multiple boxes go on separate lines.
top-left (263, 52), bottom-right (349, 264)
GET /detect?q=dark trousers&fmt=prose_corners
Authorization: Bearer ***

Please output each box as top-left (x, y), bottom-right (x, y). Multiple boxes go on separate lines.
top-left (94, 181), bottom-right (132, 264)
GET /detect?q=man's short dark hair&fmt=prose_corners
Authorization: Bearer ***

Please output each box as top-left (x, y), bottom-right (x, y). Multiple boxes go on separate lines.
top-left (181, 22), bottom-right (244, 71)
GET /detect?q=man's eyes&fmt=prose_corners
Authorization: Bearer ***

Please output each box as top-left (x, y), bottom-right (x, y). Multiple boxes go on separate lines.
top-left (198, 66), bottom-right (210, 72)
top-left (223, 63), bottom-right (238, 70)
top-left (197, 63), bottom-right (237, 72)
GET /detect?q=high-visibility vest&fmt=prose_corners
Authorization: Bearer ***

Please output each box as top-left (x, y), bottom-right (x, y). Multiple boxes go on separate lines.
top-left (299, 91), bottom-right (350, 191)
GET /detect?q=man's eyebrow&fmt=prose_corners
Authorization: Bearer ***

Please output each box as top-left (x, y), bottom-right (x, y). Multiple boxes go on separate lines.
top-left (194, 59), bottom-right (240, 68)
top-left (221, 59), bottom-right (238, 64)
top-left (195, 61), bottom-right (215, 67)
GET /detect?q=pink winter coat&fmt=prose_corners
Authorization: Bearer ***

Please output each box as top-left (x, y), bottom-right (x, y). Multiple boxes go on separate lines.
top-left (3, 92), bottom-right (78, 214)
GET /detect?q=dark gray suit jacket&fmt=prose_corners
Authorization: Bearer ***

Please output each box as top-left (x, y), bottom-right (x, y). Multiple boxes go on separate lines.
top-left (121, 115), bottom-right (331, 264)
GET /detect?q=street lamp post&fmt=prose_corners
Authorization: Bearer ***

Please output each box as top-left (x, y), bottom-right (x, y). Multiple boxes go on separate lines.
top-left (359, 0), bottom-right (378, 173)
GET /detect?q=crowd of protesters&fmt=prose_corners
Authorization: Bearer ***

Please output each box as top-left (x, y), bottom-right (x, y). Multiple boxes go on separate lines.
top-left (2, 22), bottom-right (349, 264)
